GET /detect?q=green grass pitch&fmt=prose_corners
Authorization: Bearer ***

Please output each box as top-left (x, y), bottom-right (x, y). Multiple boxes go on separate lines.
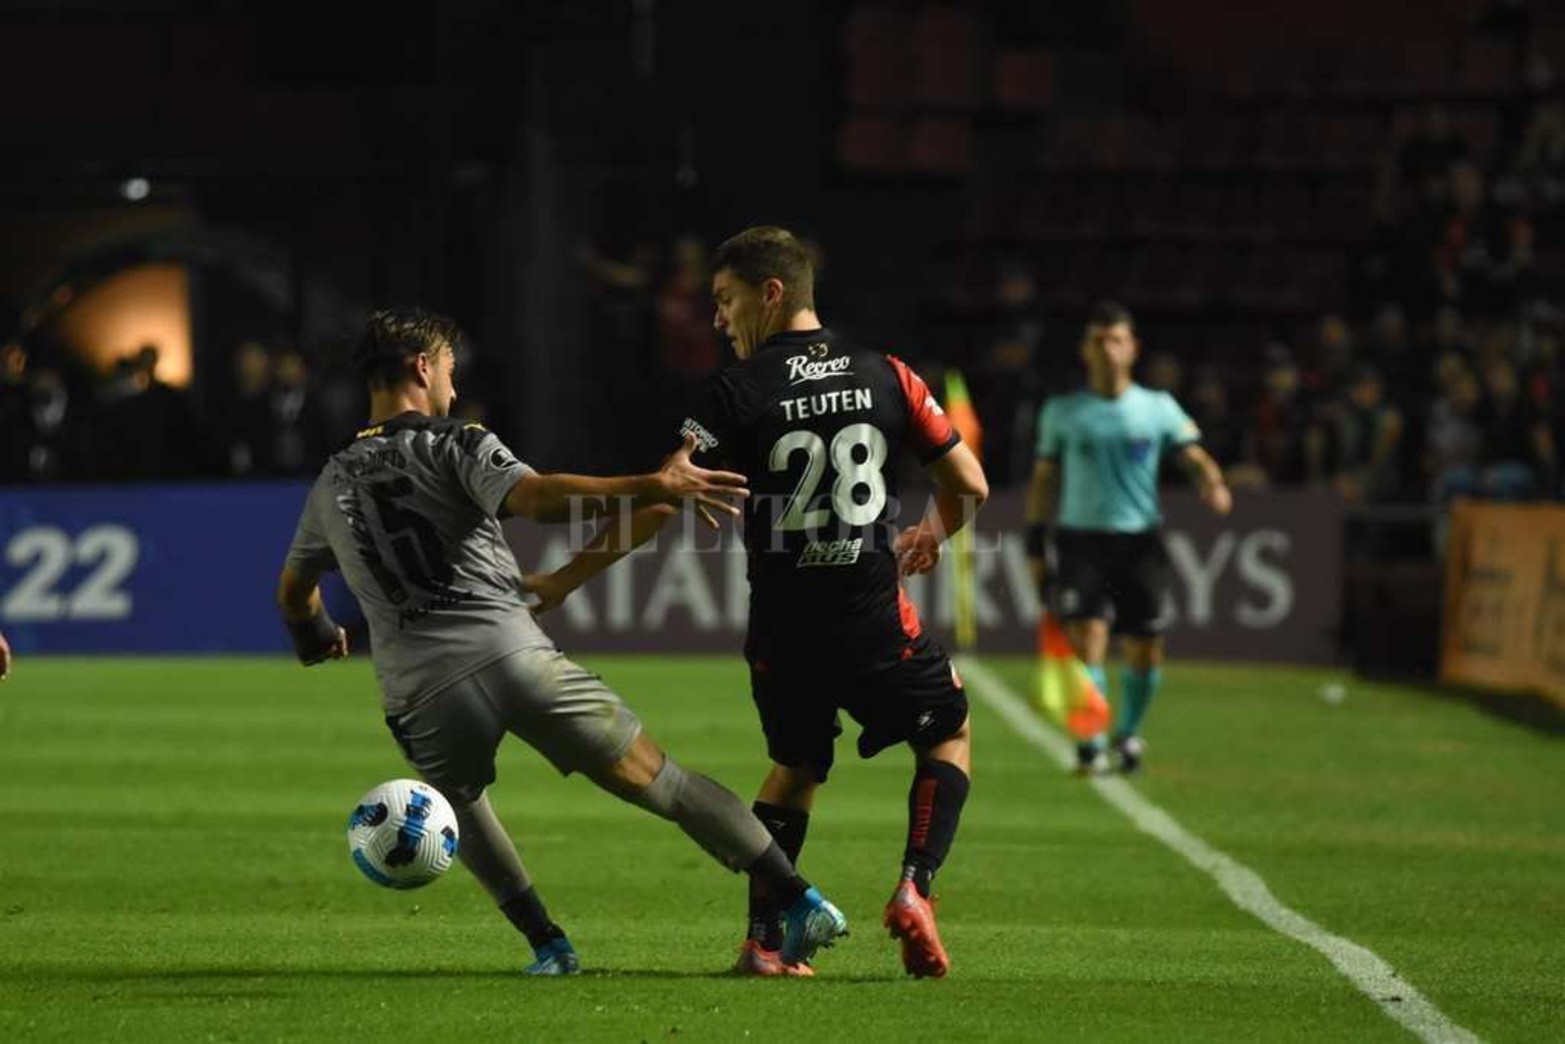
top-left (0, 655), bottom-right (1559, 1042)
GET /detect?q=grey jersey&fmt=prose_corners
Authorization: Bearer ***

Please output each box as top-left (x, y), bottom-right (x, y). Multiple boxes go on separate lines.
top-left (284, 411), bottom-right (553, 713)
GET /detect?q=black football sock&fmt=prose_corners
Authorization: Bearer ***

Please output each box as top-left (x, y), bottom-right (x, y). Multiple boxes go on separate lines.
top-left (745, 841), bottom-right (810, 916)
top-left (499, 887), bottom-right (565, 951)
top-left (748, 801), bottom-right (810, 949)
top-left (901, 760), bottom-right (971, 899)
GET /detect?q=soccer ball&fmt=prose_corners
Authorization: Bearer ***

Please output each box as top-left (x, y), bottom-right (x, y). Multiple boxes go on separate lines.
top-left (347, 779), bottom-right (460, 889)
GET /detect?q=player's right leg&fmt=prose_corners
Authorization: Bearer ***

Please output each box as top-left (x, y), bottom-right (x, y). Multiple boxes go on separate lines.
top-left (386, 686), bottom-right (577, 974)
top-left (588, 733), bottom-right (847, 969)
top-left (728, 660), bottom-right (841, 974)
top-left (740, 761), bottom-right (822, 976)
top-left (489, 648), bottom-right (847, 970)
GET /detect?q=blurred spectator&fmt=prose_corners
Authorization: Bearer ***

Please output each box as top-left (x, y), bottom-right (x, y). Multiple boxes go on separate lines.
top-left (1366, 301), bottom-right (1417, 391)
top-left (227, 340), bottom-right (274, 476)
top-left (0, 343), bottom-right (28, 480)
top-left (1426, 366), bottom-right (1486, 500)
top-left (579, 239), bottom-right (658, 353)
top-left (579, 237), bottom-right (659, 458)
top-left (1512, 98), bottom-right (1565, 207)
top-left (8, 366), bottom-right (87, 482)
top-left (657, 235), bottom-right (721, 380)
top-left (95, 346), bottom-right (208, 480)
top-left (1143, 350), bottom-right (1183, 396)
top-left (269, 349), bottom-right (330, 475)
top-left (1396, 106), bottom-right (1469, 197)
top-left (1186, 364), bottom-right (1258, 485)
top-left (1245, 345), bottom-right (1325, 487)
top-left (1330, 364), bottom-right (1404, 502)
top-left (1476, 357), bottom-right (1555, 496)
top-left (1308, 312), bottom-right (1356, 399)
top-left (1434, 161), bottom-right (1528, 314)
top-left (972, 259), bottom-right (1047, 487)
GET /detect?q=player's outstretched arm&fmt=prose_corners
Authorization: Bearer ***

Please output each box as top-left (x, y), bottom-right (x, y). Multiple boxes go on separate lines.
top-left (1178, 443), bottom-right (1233, 516)
top-left (0, 628), bottom-right (11, 680)
top-left (277, 566), bottom-right (349, 665)
top-left (521, 504), bottom-right (677, 613)
top-left (503, 435), bottom-right (748, 525)
top-left (896, 442), bottom-right (989, 576)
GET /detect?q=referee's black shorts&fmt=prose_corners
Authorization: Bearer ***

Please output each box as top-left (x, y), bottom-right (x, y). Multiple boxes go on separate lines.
top-left (1048, 527), bottom-right (1174, 638)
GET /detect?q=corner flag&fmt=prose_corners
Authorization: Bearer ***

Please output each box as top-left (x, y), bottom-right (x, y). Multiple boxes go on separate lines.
top-left (1034, 610), bottom-right (1111, 739)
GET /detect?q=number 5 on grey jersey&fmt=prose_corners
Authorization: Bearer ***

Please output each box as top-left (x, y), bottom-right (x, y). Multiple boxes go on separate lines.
top-left (284, 412), bottom-right (640, 780)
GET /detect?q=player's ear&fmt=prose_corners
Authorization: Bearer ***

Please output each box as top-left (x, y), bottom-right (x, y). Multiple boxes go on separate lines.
top-left (762, 277), bottom-right (786, 308)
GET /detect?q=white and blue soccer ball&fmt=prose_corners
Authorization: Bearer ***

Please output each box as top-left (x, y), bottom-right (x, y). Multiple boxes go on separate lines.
top-left (347, 779), bottom-right (459, 889)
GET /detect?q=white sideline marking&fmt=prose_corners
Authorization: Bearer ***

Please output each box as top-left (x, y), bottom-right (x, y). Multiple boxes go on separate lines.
top-left (955, 655), bottom-right (1482, 1044)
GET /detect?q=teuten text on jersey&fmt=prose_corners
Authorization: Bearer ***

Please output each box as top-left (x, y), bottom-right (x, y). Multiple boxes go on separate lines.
top-left (779, 388), bottom-right (874, 422)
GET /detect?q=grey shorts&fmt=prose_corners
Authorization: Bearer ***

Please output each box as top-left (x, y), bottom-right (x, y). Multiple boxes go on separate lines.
top-left (385, 648), bottom-right (642, 803)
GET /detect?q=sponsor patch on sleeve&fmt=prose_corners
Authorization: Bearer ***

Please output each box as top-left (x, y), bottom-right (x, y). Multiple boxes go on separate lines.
top-left (680, 417), bottom-right (720, 452)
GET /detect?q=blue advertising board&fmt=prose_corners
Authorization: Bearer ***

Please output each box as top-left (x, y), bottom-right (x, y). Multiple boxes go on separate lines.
top-left (0, 482), bottom-right (352, 654)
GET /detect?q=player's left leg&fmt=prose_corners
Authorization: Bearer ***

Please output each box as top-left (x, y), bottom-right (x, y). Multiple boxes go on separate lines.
top-left (452, 793), bottom-right (578, 975)
top-left (854, 645), bottom-right (971, 978)
top-left (1110, 531), bottom-right (1175, 773)
top-left (1114, 636), bottom-right (1165, 773)
top-left (387, 678), bottom-right (578, 975)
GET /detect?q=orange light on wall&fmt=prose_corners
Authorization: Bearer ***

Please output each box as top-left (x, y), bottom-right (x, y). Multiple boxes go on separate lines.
top-left (53, 263), bottom-right (192, 387)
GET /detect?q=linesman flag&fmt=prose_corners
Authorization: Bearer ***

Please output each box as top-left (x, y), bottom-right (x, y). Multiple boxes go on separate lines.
top-left (943, 369), bottom-right (983, 650)
top-left (1034, 610), bottom-right (1111, 739)
top-left (942, 368), bottom-right (983, 461)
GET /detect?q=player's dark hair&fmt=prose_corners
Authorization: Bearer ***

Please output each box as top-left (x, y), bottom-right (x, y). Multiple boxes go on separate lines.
top-left (354, 308), bottom-right (464, 389)
top-left (711, 226), bottom-right (815, 313)
top-left (1087, 299), bottom-right (1135, 333)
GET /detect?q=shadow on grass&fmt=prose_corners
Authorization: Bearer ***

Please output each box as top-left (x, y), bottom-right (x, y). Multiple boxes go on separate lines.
top-left (4, 966), bottom-right (908, 985)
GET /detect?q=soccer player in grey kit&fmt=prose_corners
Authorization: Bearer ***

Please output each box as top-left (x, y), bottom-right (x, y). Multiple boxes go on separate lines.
top-left (277, 308), bottom-right (847, 974)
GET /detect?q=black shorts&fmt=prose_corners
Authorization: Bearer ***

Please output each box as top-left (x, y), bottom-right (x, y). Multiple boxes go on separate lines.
top-left (748, 633), bottom-right (969, 782)
top-left (1049, 528), bottom-right (1173, 638)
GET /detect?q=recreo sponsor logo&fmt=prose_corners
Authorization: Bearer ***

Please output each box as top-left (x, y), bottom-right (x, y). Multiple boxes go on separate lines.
top-left (786, 354), bottom-right (852, 385)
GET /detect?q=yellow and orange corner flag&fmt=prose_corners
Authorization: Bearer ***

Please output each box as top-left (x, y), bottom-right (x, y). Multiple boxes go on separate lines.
top-left (944, 370), bottom-right (984, 651)
top-left (942, 368), bottom-right (983, 461)
top-left (1034, 611), bottom-right (1111, 739)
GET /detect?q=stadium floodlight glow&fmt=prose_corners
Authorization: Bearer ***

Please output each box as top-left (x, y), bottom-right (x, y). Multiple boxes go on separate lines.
top-left (119, 177), bottom-right (150, 202)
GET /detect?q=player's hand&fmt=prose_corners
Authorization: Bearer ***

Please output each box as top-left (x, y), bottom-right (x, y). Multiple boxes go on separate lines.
top-left (520, 572), bottom-right (572, 615)
top-left (0, 629), bottom-right (11, 680)
top-left (301, 627), bottom-right (349, 666)
top-left (1203, 482), bottom-right (1233, 516)
top-left (1029, 557), bottom-right (1047, 595)
top-left (656, 433), bottom-right (749, 525)
top-left (895, 525), bottom-right (942, 576)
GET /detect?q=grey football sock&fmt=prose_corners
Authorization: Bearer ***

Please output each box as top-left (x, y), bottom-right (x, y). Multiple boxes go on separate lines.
top-left (626, 756), bottom-right (773, 872)
top-left (451, 791), bottom-right (534, 903)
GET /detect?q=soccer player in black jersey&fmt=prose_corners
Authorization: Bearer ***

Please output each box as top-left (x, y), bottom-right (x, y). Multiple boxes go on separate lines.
top-left (528, 226), bottom-right (989, 978)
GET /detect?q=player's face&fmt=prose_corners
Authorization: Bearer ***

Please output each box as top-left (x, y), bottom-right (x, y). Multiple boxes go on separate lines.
top-left (426, 343), bottom-right (457, 417)
top-left (711, 268), bottom-right (778, 360)
top-left (1081, 322), bottom-right (1137, 380)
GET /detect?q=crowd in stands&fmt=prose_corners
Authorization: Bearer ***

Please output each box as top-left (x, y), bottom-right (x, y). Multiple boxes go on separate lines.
top-left (6, 5), bottom-right (1562, 509)
top-left (0, 338), bottom-right (339, 484)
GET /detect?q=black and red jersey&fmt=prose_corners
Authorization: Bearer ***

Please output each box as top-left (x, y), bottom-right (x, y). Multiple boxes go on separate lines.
top-left (679, 328), bottom-right (960, 664)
